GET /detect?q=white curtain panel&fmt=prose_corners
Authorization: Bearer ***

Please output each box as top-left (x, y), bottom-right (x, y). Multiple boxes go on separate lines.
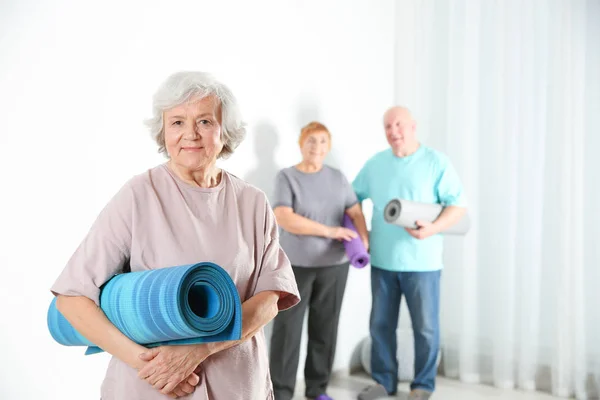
top-left (392, 0), bottom-right (600, 398)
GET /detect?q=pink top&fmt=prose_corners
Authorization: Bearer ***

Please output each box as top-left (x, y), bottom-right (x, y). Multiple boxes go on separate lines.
top-left (50, 163), bottom-right (301, 400)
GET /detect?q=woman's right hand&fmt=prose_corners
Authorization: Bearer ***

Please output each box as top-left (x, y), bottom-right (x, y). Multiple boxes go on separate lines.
top-left (138, 345), bottom-right (208, 396)
top-left (326, 226), bottom-right (358, 241)
top-left (167, 373), bottom-right (200, 398)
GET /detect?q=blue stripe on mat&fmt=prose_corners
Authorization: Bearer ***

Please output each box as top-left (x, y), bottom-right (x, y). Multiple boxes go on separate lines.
top-left (47, 262), bottom-right (242, 355)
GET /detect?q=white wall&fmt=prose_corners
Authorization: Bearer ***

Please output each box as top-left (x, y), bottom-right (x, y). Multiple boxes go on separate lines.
top-left (0, 0), bottom-right (395, 398)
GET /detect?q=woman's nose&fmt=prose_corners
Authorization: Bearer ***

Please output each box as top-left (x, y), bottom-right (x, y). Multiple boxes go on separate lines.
top-left (183, 125), bottom-right (199, 139)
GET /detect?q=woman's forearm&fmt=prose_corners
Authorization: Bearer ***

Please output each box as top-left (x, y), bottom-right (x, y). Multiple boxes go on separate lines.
top-left (275, 209), bottom-right (330, 237)
top-left (56, 295), bottom-right (146, 369)
top-left (347, 203), bottom-right (369, 244)
top-left (135, 290), bottom-right (281, 391)
top-left (201, 291), bottom-right (280, 357)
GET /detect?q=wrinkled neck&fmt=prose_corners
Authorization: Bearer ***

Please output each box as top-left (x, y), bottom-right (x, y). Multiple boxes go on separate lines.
top-left (168, 161), bottom-right (222, 188)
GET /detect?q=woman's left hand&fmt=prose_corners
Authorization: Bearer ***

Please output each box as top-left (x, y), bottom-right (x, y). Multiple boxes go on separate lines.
top-left (361, 235), bottom-right (369, 251)
top-left (137, 345), bottom-right (209, 395)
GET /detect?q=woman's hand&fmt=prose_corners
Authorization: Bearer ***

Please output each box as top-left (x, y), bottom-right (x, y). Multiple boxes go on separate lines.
top-left (326, 226), bottom-right (358, 241)
top-left (360, 234), bottom-right (369, 251)
top-left (166, 372), bottom-right (200, 399)
top-left (137, 345), bottom-right (210, 396)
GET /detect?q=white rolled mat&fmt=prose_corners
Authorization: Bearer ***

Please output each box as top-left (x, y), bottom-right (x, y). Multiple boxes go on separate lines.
top-left (383, 198), bottom-right (470, 235)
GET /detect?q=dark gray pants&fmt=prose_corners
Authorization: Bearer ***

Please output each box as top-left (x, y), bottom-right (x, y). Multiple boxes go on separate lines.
top-left (269, 263), bottom-right (350, 400)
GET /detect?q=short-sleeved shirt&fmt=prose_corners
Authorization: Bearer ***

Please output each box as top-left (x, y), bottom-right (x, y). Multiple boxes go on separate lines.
top-left (272, 165), bottom-right (358, 267)
top-left (352, 146), bottom-right (466, 272)
top-left (50, 163), bottom-right (300, 400)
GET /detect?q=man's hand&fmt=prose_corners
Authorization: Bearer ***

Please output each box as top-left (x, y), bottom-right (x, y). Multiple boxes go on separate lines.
top-left (405, 220), bottom-right (438, 240)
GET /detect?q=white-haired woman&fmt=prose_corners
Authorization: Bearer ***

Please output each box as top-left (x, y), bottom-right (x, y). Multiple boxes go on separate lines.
top-left (50, 71), bottom-right (300, 400)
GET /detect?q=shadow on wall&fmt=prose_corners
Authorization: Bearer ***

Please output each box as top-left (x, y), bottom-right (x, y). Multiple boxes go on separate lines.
top-left (244, 121), bottom-right (281, 203)
top-left (243, 121), bottom-right (282, 350)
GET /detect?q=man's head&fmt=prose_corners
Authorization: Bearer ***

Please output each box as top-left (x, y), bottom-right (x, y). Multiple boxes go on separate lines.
top-left (383, 106), bottom-right (418, 156)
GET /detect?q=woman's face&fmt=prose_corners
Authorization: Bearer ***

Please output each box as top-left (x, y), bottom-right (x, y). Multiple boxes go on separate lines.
top-left (300, 131), bottom-right (330, 165)
top-left (163, 95), bottom-right (224, 171)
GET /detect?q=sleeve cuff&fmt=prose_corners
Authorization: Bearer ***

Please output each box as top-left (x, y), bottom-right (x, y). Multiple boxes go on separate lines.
top-left (272, 202), bottom-right (293, 209)
top-left (254, 278), bottom-right (300, 311)
top-left (50, 282), bottom-right (101, 307)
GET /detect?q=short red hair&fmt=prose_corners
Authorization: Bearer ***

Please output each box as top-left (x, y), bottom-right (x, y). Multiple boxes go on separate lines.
top-left (298, 121), bottom-right (331, 147)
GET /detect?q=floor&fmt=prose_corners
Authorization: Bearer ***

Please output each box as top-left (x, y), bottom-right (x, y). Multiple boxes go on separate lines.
top-left (292, 373), bottom-right (563, 400)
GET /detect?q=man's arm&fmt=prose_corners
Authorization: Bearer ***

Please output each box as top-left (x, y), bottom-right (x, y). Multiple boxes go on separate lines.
top-left (432, 205), bottom-right (467, 233)
top-left (406, 205), bottom-right (467, 240)
top-left (431, 154), bottom-right (467, 233)
top-left (407, 154), bottom-right (467, 240)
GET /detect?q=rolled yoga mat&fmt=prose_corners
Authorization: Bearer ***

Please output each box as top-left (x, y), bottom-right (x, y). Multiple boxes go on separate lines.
top-left (342, 213), bottom-right (370, 268)
top-left (47, 262), bottom-right (242, 355)
top-left (383, 198), bottom-right (470, 235)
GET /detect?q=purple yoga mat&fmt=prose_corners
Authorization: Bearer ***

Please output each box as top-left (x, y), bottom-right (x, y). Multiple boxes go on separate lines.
top-left (342, 214), bottom-right (370, 268)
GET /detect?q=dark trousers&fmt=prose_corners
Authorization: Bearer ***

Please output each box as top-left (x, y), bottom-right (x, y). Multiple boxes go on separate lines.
top-left (270, 263), bottom-right (349, 400)
top-left (370, 266), bottom-right (441, 394)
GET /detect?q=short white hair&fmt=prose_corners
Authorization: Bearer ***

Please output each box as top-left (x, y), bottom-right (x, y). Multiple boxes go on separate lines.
top-left (145, 71), bottom-right (246, 159)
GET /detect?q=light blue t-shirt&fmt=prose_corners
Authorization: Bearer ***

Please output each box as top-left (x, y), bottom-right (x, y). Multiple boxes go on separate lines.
top-left (352, 145), bottom-right (466, 272)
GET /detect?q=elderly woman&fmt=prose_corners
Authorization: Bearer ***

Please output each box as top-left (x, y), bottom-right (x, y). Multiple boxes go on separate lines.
top-left (269, 122), bottom-right (369, 400)
top-left (50, 71), bottom-right (300, 400)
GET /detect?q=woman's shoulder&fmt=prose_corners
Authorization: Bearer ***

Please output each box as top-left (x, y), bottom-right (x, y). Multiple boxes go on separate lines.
top-left (323, 164), bottom-right (344, 175)
top-left (224, 170), bottom-right (269, 204)
top-left (121, 163), bottom-right (170, 191)
top-left (276, 166), bottom-right (296, 177)
top-left (322, 164), bottom-right (350, 182)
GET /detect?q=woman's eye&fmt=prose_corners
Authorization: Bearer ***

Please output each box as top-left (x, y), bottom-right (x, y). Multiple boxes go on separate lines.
top-left (199, 120), bottom-right (211, 125)
top-left (172, 121), bottom-right (183, 126)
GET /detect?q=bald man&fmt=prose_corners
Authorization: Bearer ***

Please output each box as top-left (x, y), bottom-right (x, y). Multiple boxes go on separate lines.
top-left (353, 107), bottom-right (467, 400)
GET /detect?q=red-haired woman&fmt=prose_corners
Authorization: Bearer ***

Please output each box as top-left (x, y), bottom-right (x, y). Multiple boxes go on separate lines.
top-left (269, 122), bottom-right (369, 400)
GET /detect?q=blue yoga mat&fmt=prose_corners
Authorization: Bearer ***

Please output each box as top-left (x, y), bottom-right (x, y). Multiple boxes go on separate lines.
top-left (47, 262), bottom-right (243, 355)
